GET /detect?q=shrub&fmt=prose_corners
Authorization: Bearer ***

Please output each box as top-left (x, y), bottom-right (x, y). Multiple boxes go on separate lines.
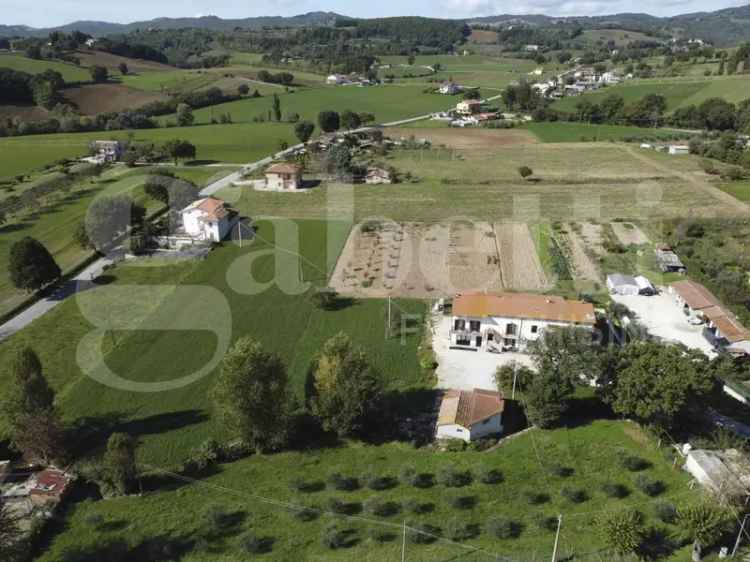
top-left (402, 499), bottom-right (434, 514)
top-left (535, 515), bottom-right (560, 532)
top-left (294, 507), bottom-right (319, 522)
top-left (321, 523), bottom-right (356, 549)
top-left (445, 518), bottom-right (477, 541)
top-left (634, 474), bottom-right (665, 497)
top-left (487, 517), bottom-right (522, 539)
top-left (446, 493), bottom-right (477, 510)
top-left (436, 465), bottom-right (472, 488)
top-left (241, 532), bottom-right (273, 554)
top-left (560, 487), bottom-right (588, 503)
top-left (549, 464), bottom-right (574, 478)
top-left (477, 466), bottom-right (504, 484)
top-left (327, 472), bottom-right (359, 491)
top-left (363, 497), bottom-right (400, 517)
top-left (620, 455), bottom-right (650, 472)
top-left (289, 477), bottom-right (325, 493)
top-left (407, 523), bottom-right (441, 544)
top-left (655, 501), bottom-right (677, 524)
top-left (364, 473), bottom-right (397, 491)
top-left (601, 482), bottom-right (630, 499)
top-left (368, 527), bottom-right (396, 543)
top-left (399, 465), bottom-right (434, 488)
top-left (524, 491), bottom-right (550, 505)
top-left (327, 497), bottom-right (362, 516)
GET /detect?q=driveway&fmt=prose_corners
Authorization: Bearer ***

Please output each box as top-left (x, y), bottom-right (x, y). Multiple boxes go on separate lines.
top-left (612, 290), bottom-right (716, 357)
top-left (431, 314), bottom-right (534, 391)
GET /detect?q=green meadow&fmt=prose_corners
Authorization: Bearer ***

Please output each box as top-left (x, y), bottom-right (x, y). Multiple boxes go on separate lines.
top-left (0, 52), bottom-right (91, 82)
top-left (524, 122), bottom-right (689, 143)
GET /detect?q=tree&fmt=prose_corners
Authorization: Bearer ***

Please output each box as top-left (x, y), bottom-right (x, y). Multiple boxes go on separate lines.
top-left (73, 220), bottom-right (92, 249)
top-left (326, 144), bottom-right (352, 178)
top-left (294, 120), bottom-right (315, 144)
top-left (163, 139), bottom-right (196, 164)
top-left (530, 326), bottom-right (597, 385)
top-left (494, 361), bottom-right (534, 394)
top-left (103, 433), bottom-right (138, 495)
top-left (118, 62), bottom-right (129, 75)
top-left (85, 194), bottom-right (146, 251)
top-left (271, 94), bottom-right (282, 122)
top-left (211, 337), bottom-right (289, 453)
top-left (318, 110), bottom-right (340, 133)
top-left (2, 347), bottom-right (65, 464)
top-left (698, 97), bottom-right (736, 131)
top-left (407, 54), bottom-right (415, 66)
top-left (463, 89), bottom-right (481, 100)
top-left (600, 94), bottom-right (625, 122)
top-left (90, 65), bottom-right (108, 83)
top-left (8, 237), bottom-right (61, 292)
top-left (677, 502), bottom-right (731, 561)
top-left (597, 509), bottom-right (644, 556)
top-left (176, 103), bottom-right (194, 127)
top-left (518, 166), bottom-right (533, 180)
top-left (310, 332), bottom-right (383, 438)
top-left (238, 83), bottom-right (250, 96)
top-left (523, 370), bottom-right (572, 428)
top-left (605, 342), bottom-right (714, 429)
top-left (340, 110), bottom-right (361, 130)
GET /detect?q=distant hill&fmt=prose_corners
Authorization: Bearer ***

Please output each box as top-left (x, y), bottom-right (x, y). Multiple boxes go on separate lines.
top-left (2, 5), bottom-right (750, 46)
top-left (0, 11), bottom-right (344, 38)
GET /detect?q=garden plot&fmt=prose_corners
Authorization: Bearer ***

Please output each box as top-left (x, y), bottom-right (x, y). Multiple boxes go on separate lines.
top-left (329, 221), bottom-right (504, 298)
top-left (611, 221), bottom-right (650, 246)
top-left (559, 223), bottom-right (603, 283)
top-left (494, 222), bottom-right (549, 291)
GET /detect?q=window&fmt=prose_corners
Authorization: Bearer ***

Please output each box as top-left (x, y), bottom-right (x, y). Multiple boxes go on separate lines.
top-left (506, 323), bottom-right (517, 336)
top-left (469, 320), bottom-right (481, 332)
top-left (531, 325), bottom-right (539, 334)
top-left (454, 319), bottom-right (466, 331)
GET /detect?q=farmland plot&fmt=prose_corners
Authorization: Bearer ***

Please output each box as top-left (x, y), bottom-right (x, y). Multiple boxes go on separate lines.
top-left (611, 221), bottom-right (650, 245)
top-left (329, 221), bottom-right (504, 298)
top-left (558, 223), bottom-right (603, 283)
top-left (494, 222), bottom-right (549, 290)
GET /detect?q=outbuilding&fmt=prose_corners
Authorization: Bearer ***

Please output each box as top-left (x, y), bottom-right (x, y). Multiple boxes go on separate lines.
top-left (606, 273), bottom-right (640, 296)
top-left (265, 162), bottom-right (303, 191)
top-left (436, 388), bottom-right (504, 442)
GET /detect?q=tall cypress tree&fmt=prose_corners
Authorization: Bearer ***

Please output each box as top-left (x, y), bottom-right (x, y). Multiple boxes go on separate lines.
top-left (8, 237), bottom-right (61, 292)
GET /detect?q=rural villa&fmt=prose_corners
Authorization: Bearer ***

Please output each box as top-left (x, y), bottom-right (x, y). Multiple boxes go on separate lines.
top-left (436, 388), bottom-right (504, 442)
top-left (449, 293), bottom-right (596, 352)
top-left (180, 197), bottom-right (232, 242)
top-left (265, 162), bottom-right (303, 191)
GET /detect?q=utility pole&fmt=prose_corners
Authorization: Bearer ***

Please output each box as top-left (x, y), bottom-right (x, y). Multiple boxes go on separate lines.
top-left (238, 222), bottom-right (243, 248)
top-left (551, 514), bottom-right (562, 562)
top-left (387, 296), bottom-right (392, 339)
top-left (511, 364), bottom-right (518, 400)
top-left (401, 520), bottom-right (407, 562)
top-left (732, 513), bottom-right (750, 557)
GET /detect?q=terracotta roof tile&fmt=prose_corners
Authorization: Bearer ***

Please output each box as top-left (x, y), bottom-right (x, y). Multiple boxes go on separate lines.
top-left (266, 162), bottom-right (302, 175)
top-left (438, 389), bottom-right (504, 428)
top-left (453, 293), bottom-right (595, 325)
top-left (671, 280), bottom-right (721, 311)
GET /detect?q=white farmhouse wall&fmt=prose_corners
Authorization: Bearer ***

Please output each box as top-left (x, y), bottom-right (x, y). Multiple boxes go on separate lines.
top-left (451, 315), bottom-right (590, 351)
top-left (470, 414), bottom-right (503, 440)
top-left (436, 424), bottom-right (471, 442)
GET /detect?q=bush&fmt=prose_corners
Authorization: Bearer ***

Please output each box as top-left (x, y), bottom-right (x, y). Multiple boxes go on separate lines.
top-left (634, 474), bottom-right (665, 497)
top-left (241, 532), bottom-right (273, 554)
top-left (436, 465), bottom-right (472, 488)
top-left (363, 497), bottom-right (400, 517)
top-left (445, 517), bottom-right (477, 541)
top-left (654, 501), bottom-right (677, 524)
top-left (368, 527), bottom-right (397, 543)
top-left (407, 523), bottom-right (441, 544)
top-left (601, 482), bottom-right (630, 498)
top-left (487, 517), bottom-right (522, 539)
top-left (402, 499), bottom-right (434, 514)
top-left (327, 497), bottom-right (362, 515)
top-left (524, 491), bottom-right (550, 505)
top-left (560, 487), bottom-right (588, 503)
top-left (364, 473), bottom-right (397, 491)
top-left (294, 507), bottom-right (319, 522)
top-left (446, 493), bottom-right (477, 510)
top-left (620, 455), bottom-right (650, 472)
top-left (477, 466), bottom-right (504, 484)
top-left (549, 464), bottom-right (574, 478)
top-left (535, 515), bottom-right (560, 532)
top-left (289, 477), bottom-right (325, 493)
top-left (321, 523), bottom-right (356, 549)
top-left (327, 472), bottom-right (360, 491)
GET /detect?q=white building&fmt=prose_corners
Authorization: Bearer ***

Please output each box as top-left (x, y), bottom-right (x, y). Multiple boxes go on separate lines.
top-left (456, 99), bottom-right (482, 116)
top-left (180, 197), bottom-right (232, 242)
top-left (524, 44), bottom-right (539, 52)
top-left (439, 81), bottom-right (461, 95)
top-left (365, 167), bottom-right (392, 185)
top-left (601, 71), bottom-right (621, 85)
top-left (326, 74), bottom-right (348, 85)
top-left (684, 449), bottom-right (750, 500)
top-left (90, 140), bottom-right (124, 163)
top-left (265, 162), bottom-right (303, 191)
top-left (607, 273), bottom-right (655, 296)
top-left (449, 292), bottom-right (596, 352)
top-left (668, 145), bottom-right (690, 155)
top-left (436, 388), bottom-right (504, 442)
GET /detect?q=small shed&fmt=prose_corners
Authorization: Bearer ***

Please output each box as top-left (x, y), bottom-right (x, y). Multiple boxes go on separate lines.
top-left (668, 145), bottom-right (690, 155)
top-left (634, 275), bottom-right (656, 295)
top-left (365, 167), bottom-right (392, 185)
top-left (436, 388), bottom-right (504, 442)
top-left (606, 273), bottom-right (639, 296)
top-left (265, 162), bottom-right (303, 191)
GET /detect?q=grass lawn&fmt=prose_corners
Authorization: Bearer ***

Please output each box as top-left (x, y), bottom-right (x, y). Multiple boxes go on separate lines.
top-left (221, 141), bottom-right (733, 223)
top-left (0, 123), bottom-right (298, 175)
top-left (159, 85), bottom-right (457, 126)
top-left (719, 180), bottom-right (750, 202)
top-left (0, 166), bottom-right (169, 317)
top-left (36, 419), bottom-right (698, 562)
top-left (551, 81), bottom-right (708, 114)
top-left (0, 219), bottom-right (427, 466)
top-left (0, 53), bottom-right (91, 82)
top-left (524, 122), bottom-right (689, 143)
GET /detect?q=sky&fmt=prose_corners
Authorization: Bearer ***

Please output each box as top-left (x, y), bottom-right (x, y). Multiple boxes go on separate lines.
top-left (3, 0), bottom-right (748, 28)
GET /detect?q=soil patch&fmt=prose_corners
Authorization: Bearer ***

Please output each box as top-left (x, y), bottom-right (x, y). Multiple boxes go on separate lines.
top-left (329, 221), bottom-right (504, 298)
top-left (383, 127), bottom-right (538, 151)
top-left (74, 49), bottom-right (174, 73)
top-left (611, 222), bottom-right (650, 246)
top-left (559, 223), bottom-right (601, 283)
top-left (63, 84), bottom-right (167, 115)
top-left (494, 222), bottom-right (549, 291)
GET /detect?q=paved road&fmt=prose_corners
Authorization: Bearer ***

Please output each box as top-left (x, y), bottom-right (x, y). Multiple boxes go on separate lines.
top-left (0, 256), bottom-right (115, 342)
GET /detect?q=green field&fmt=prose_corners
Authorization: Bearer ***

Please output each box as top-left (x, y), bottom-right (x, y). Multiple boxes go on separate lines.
top-left (524, 122), bottom-right (689, 143)
top-left (160, 85), bottom-right (456, 126)
top-left (0, 53), bottom-right (91, 82)
top-left (0, 219), bottom-right (426, 465)
top-left (719, 180), bottom-right (750, 202)
top-left (36, 420), bottom-right (697, 562)
top-left (579, 28), bottom-right (664, 48)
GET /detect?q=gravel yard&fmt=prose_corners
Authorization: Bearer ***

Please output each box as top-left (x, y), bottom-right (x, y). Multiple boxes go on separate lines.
top-left (612, 291), bottom-right (716, 357)
top-left (432, 315), bottom-right (534, 391)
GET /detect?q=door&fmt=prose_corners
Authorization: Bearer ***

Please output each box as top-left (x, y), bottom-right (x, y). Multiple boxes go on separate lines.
top-left (475, 336), bottom-right (482, 348)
